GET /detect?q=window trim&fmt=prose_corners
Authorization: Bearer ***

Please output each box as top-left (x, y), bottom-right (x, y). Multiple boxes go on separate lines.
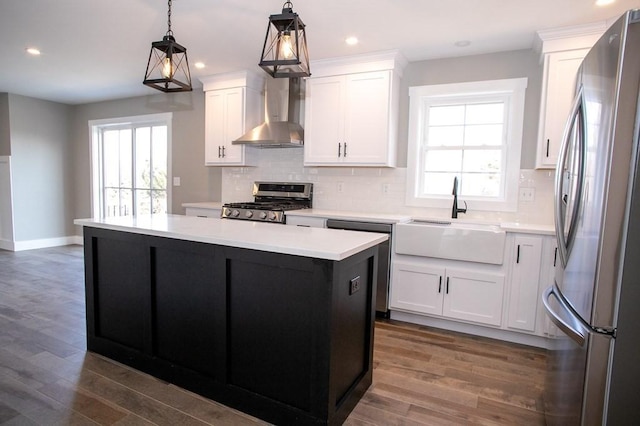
top-left (89, 113), bottom-right (173, 218)
top-left (406, 78), bottom-right (527, 212)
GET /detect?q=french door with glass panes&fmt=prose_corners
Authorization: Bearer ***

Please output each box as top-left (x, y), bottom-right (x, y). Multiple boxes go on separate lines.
top-left (99, 124), bottom-right (168, 217)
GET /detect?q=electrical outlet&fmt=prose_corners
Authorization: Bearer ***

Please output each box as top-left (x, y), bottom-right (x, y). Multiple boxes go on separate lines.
top-left (349, 276), bottom-right (361, 295)
top-left (382, 183), bottom-right (390, 194)
top-left (173, 177), bottom-right (181, 187)
top-left (337, 182), bottom-right (344, 193)
top-left (519, 187), bottom-right (535, 202)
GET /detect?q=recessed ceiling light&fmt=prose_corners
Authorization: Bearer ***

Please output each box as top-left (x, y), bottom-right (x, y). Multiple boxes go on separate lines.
top-left (345, 36), bottom-right (359, 46)
top-left (25, 47), bottom-right (41, 56)
top-left (194, 62), bottom-right (206, 69)
top-left (454, 40), bottom-right (471, 48)
top-left (595, 0), bottom-right (615, 6)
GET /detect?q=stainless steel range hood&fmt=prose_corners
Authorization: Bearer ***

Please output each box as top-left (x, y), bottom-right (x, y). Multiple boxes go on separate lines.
top-left (233, 77), bottom-right (304, 148)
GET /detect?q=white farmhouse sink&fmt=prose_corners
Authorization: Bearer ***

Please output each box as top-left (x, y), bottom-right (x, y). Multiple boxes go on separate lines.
top-left (395, 220), bottom-right (506, 264)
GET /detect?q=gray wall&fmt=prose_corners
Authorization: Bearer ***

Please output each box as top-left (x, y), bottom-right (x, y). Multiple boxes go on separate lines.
top-left (0, 93), bottom-right (10, 156)
top-left (70, 90), bottom-right (221, 221)
top-left (8, 94), bottom-right (73, 240)
top-left (397, 49), bottom-right (542, 168)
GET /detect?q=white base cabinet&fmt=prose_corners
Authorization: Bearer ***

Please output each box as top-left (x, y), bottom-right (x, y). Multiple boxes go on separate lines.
top-left (391, 260), bottom-right (504, 327)
top-left (506, 235), bottom-right (543, 332)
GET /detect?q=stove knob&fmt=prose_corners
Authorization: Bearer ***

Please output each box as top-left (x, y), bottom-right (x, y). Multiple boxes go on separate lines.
top-left (268, 212), bottom-right (277, 221)
top-left (223, 208), bottom-right (231, 217)
top-left (231, 209), bottom-right (240, 218)
top-left (245, 210), bottom-right (253, 218)
top-left (259, 211), bottom-right (268, 220)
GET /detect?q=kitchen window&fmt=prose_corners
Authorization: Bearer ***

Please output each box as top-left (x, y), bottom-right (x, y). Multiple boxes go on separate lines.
top-left (89, 113), bottom-right (172, 217)
top-left (406, 78), bottom-right (527, 212)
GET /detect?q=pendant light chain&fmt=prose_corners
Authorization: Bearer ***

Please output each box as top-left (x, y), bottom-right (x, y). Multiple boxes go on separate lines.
top-left (166, 0), bottom-right (173, 36)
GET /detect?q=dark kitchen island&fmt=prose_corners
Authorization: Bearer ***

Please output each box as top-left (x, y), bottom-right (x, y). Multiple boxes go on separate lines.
top-left (74, 215), bottom-right (387, 426)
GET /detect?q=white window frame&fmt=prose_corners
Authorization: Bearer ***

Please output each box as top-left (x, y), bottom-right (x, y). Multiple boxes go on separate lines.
top-left (406, 78), bottom-right (527, 212)
top-left (89, 113), bottom-right (173, 218)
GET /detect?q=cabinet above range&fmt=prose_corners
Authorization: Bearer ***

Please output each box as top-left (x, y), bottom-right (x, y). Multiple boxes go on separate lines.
top-left (303, 51), bottom-right (407, 167)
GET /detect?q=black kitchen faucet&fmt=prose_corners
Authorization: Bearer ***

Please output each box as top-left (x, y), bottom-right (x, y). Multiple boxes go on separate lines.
top-left (451, 176), bottom-right (467, 219)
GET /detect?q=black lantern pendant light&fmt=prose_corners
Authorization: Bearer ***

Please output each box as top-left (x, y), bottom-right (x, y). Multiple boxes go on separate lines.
top-left (259, 1), bottom-right (311, 78)
top-left (143, 0), bottom-right (192, 92)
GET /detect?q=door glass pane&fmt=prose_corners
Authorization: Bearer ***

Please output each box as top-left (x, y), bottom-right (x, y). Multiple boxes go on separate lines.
top-left (104, 188), bottom-right (119, 217)
top-left (119, 129), bottom-right (132, 187)
top-left (135, 127), bottom-right (151, 189)
top-left (120, 189), bottom-right (132, 216)
top-left (103, 130), bottom-right (120, 187)
top-left (152, 190), bottom-right (167, 214)
top-left (136, 189), bottom-right (151, 215)
top-left (151, 126), bottom-right (168, 190)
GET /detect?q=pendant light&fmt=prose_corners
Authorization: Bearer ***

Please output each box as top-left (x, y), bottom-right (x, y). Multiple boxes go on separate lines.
top-left (143, 0), bottom-right (192, 92)
top-left (259, 1), bottom-right (311, 78)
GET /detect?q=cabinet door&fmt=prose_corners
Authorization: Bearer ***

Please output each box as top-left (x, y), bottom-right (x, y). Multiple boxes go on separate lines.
top-left (221, 87), bottom-right (245, 164)
top-left (390, 261), bottom-right (444, 315)
top-left (303, 76), bottom-right (344, 165)
top-left (507, 236), bottom-right (543, 332)
top-left (537, 49), bottom-right (588, 168)
top-left (343, 71), bottom-right (391, 165)
top-left (205, 90), bottom-right (226, 165)
top-left (205, 88), bottom-right (252, 166)
top-left (443, 269), bottom-right (504, 326)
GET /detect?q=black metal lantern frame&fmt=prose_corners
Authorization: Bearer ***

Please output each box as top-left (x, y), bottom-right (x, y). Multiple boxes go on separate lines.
top-left (143, 0), bottom-right (193, 92)
top-left (259, 1), bottom-right (311, 78)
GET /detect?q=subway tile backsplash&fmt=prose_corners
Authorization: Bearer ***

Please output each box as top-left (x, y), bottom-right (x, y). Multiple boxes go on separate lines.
top-left (221, 149), bottom-right (555, 225)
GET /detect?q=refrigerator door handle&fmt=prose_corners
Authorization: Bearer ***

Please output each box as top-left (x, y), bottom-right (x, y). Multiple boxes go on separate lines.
top-left (554, 85), bottom-right (587, 268)
top-left (542, 284), bottom-right (588, 346)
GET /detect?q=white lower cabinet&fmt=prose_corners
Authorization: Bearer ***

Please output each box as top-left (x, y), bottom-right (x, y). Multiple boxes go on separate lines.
top-left (506, 235), bottom-right (543, 332)
top-left (391, 260), bottom-right (504, 327)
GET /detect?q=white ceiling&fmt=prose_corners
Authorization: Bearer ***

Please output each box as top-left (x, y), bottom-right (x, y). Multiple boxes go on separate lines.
top-left (1, 0), bottom-right (638, 105)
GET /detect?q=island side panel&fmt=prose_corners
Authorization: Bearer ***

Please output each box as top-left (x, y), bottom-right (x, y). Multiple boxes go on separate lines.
top-left (223, 247), bottom-right (332, 420)
top-left (83, 228), bottom-right (151, 356)
top-left (150, 236), bottom-right (224, 381)
top-left (328, 246), bottom-right (377, 425)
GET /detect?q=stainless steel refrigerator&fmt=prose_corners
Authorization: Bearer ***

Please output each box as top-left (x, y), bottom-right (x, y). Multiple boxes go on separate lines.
top-left (542, 9), bottom-right (640, 426)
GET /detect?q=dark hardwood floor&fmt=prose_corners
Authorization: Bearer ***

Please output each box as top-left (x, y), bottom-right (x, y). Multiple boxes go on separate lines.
top-left (0, 246), bottom-right (547, 425)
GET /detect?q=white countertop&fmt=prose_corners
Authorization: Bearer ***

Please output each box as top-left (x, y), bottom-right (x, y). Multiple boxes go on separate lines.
top-left (181, 202), bottom-right (555, 234)
top-left (283, 208), bottom-right (412, 224)
top-left (74, 215), bottom-right (388, 261)
top-left (182, 202), bottom-right (224, 209)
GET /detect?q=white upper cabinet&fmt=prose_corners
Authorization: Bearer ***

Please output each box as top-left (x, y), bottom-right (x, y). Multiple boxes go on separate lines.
top-left (303, 51), bottom-right (405, 167)
top-left (536, 49), bottom-right (589, 168)
top-left (535, 23), bottom-right (605, 169)
top-left (200, 71), bottom-right (264, 166)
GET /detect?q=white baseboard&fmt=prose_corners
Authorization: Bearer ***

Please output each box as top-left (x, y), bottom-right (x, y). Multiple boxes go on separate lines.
top-left (11, 235), bottom-right (83, 252)
top-left (0, 238), bottom-right (15, 251)
top-left (389, 310), bottom-right (548, 349)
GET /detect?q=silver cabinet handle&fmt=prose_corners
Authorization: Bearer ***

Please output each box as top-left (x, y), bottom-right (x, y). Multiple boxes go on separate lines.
top-left (218, 146), bottom-right (222, 158)
top-left (338, 143), bottom-right (342, 157)
top-left (344, 142), bottom-right (348, 157)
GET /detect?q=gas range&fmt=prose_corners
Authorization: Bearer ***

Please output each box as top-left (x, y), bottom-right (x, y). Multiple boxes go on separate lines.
top-left (221, 182), bottom-right (312, 224)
